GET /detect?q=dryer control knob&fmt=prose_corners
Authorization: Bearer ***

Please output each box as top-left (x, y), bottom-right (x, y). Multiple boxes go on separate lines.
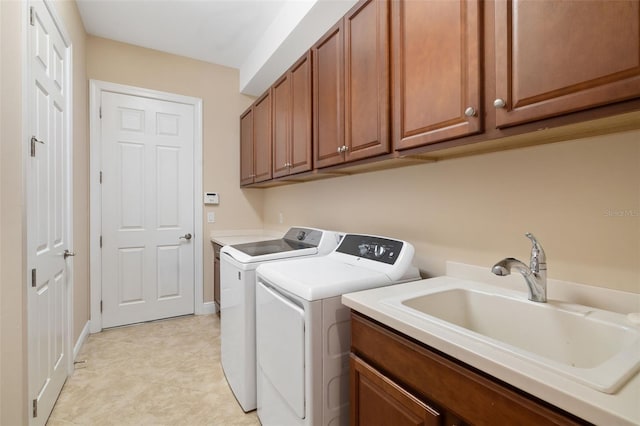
top-left (373, 245), bottom-right (386, 258)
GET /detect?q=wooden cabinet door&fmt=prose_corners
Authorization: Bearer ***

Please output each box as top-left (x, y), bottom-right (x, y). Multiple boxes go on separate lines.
top-left (289, 52), bottom-right (313, 175)
top-left (272, 74), bottom-right (291, 178)
top-left (494, 0), bottom-right (640, 128)
top-left (344, 0), bottom-right (390, 161)
top-left (351, 354), bottom-right (441, 426)
top-left (393, 0), bottom-right (482, 150)
top-left (239, 107), bottom-right (254, 186)
top-left (213, 243), bottom-right (221, 314)
top-left (313, 21), bottom-right (345, 168)
top-left (253, 90), bottom-right (273, 183)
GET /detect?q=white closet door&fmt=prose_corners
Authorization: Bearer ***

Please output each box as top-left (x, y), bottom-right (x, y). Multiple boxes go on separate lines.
top-left (27, 1), bottom-right (72, 424)
top-left (101, 91), bottom-right (195, 328)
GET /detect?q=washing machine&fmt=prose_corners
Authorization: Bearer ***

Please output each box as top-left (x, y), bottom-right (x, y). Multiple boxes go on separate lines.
top-left (255, 234), bottom-right (420, 425)
top-left (220, 226), bottom-right (342, 412)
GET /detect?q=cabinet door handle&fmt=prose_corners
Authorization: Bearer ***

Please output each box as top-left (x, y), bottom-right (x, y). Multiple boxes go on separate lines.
top-left (493, 98), bottom-right (507, 109)
top-left (464, 106), bottom-right (477, 117)
top-left (337, 146), bottom-right (342, 154)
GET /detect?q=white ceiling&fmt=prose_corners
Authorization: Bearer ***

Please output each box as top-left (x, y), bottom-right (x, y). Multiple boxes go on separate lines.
top-left (76, 0), bottom-right (357, 96)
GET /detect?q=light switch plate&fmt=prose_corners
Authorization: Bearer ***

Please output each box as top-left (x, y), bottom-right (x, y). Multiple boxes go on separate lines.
top-left (207, 212), bottom-right (215, 223)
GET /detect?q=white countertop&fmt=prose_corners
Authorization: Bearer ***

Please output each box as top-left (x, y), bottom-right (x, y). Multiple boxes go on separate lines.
top-left (342, 276), bottom-right (640, 425)
top-left (210, 229), bottom-right (282, 247)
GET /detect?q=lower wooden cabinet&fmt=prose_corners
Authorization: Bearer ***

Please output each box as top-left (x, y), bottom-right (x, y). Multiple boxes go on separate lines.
top-left (213, 243), bottom-right (222, 315)
top-left (350, 312), bottom-right (588, 426)
top-left (351, 354), bottom-right (442, 426)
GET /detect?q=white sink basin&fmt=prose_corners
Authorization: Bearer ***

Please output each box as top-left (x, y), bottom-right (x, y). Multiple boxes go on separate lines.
top-left (384, 285), bottom-right (640, 394)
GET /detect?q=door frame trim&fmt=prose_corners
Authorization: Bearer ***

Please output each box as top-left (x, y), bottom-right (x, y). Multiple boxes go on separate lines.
top-left (89, 80), bottom-right (204, 333)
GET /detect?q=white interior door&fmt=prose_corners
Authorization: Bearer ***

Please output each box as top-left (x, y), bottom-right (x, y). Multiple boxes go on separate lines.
top-left (100, 91), bottom-right (195, 328)
top-left (27, 0), bottom-right (72, 424)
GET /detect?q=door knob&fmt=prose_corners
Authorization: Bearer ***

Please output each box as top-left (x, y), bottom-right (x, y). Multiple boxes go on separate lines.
top-left (63, 249), bottom-right (76, 259)
top-left (179, 233), bottom-right (192, 240)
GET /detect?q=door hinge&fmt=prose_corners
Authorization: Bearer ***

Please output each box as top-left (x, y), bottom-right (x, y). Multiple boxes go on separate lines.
top-left (100, 300), bottom-right (103, 313)
top-left (99, 171), bottom-right (102, 184)
top-left (29, 7), bottom-right (35, 26)
top-left (32, 399), bottom-right (37, 418)
top-left (99, 106), bottom-right (102, 119)
top-left (99, 235), bottom-right (102, 248)
top-left (31, 268), bottom-right (36, 288)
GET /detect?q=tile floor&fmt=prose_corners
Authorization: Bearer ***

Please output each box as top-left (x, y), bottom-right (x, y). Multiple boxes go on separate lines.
top-left (47, 314), bottom-right (259, 425)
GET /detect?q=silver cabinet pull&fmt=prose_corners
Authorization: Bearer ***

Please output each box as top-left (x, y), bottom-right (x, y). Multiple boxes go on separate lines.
top-left (464, 107), bottom-right (477, 117)
top-left (493, 98), bottom-right (507, 108)
top-left (179, 233), bottom-right (192, 240)
top-left (337, 146), bottom-right (342, 154)
top-left (63, 250), bottom-right (76, 259)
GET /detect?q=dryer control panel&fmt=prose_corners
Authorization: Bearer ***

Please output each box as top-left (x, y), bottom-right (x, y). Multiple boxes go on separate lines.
top-left (335, 235), bottom-right (404, 265)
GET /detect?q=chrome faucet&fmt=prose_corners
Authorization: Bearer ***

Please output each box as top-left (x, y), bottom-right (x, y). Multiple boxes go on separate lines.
top-left (491, 233), bottom-right (547, 302)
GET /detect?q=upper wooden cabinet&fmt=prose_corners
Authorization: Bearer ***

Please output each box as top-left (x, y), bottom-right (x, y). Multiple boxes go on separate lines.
top-left (273, 52), bottom-right (313, 178)
top-left (494, 0), bottom-right (640, 128)
top-left (239, 107), bottom-right (254, 186)
top-left (314, 0), bottom-right (390, 168)
top-left (240, 91), bottom-right (272, 186)
top-left (393, 0), bottom-right (482, 150)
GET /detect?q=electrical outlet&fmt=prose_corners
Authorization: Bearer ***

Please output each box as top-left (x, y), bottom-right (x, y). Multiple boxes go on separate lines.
top-left (207, 212), bottom-right (215, 223)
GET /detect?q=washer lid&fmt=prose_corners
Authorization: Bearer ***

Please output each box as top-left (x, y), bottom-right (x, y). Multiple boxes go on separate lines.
top-left (221, 244), bottom-right (318, 264)
top-left (257, 257), bottom-right (393, 301)
top-left (221, 227), bottom-right (342, 264)
top-left (230, 238), bottom-right (313, 257)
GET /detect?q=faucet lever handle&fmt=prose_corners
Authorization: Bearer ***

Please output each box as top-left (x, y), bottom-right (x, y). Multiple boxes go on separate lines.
top-left (525, 232), bottom-right (546, 271)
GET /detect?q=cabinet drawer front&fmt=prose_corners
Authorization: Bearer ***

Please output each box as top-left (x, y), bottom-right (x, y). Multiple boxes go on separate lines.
top-left (351, 312), bottom-right (587, 426)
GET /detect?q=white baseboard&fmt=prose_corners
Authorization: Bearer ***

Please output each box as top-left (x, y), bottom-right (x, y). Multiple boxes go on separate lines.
top-left (73, 321), bottom-right (91, 361)
top-left (197, 301), bottom-right (216, 315)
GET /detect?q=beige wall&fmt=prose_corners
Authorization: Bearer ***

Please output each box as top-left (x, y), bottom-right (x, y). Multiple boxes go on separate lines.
top-left (1, 1), bottom-right (27, 424)
top-left (263, 130), bottom-right (640, 294)
top-left (86, 36), bottom-right (260, 303)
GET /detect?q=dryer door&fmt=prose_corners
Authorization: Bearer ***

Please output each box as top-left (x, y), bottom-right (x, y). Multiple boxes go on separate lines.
top-left (256, 282), bottom-right (306, 419)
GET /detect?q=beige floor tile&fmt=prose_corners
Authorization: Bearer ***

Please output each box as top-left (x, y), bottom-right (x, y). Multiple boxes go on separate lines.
top-left (47, 314), bottom-right (258, 426)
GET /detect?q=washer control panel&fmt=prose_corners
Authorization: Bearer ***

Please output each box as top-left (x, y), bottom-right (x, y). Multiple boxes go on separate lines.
top-left (336, 234), bottom-right (404, 265)
top-left (283, 227), bottom-right (323, 246)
